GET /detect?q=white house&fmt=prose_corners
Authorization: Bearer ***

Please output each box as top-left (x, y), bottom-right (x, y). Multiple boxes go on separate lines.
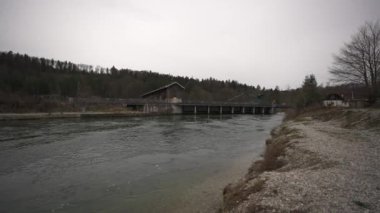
top-left (323, 94), bottom-right (349, 107)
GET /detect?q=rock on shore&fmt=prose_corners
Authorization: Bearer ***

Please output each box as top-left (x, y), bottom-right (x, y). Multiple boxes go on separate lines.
top-left (221, 108), bottom-right (380, 212)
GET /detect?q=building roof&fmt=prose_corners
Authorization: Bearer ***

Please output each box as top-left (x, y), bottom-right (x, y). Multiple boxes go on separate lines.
top-left (141, 82), bottom-right (185, 98)
top-left (325, 93), bottom-right (344, 101)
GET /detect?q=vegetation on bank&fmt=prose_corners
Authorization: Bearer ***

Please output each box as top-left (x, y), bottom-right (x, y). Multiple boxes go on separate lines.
top-left (222, 123), bottom-right (302, 212)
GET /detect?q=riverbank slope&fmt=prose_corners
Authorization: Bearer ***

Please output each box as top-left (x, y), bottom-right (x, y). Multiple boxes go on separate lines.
top-left (222, 108), bottom-right (380, 212)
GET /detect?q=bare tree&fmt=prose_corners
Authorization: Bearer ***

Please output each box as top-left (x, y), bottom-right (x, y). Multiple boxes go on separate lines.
top-left (330, 21), bottom-right (380, 103)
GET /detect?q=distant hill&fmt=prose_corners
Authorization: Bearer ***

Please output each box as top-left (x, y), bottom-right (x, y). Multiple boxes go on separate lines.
top-left (0, 51), bottom-right (285, 112)
top-left (0, 51), bottom-right (265, 99)
top-left (0, 51), bottom-right (371, 112)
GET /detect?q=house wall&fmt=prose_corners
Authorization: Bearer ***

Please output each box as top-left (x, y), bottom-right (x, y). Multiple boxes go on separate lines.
top-left (142, 103), bottom-right (183, 114)
top-left (323, 100), bottom-right (349, 107)
top-left (141, 84), bottom-right (184, 114)
top-left (144, 90), bottom-right (166, 100)
top-left (165, 85), bottom-right (184, 102)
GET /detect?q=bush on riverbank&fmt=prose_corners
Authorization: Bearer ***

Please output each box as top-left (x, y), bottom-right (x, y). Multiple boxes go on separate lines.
top-left (286, 107), bottom-right (380, 129)
top-left (221, 125), bottom-right (302, 212)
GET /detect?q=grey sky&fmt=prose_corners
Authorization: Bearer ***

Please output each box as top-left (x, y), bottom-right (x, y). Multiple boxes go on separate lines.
top-left (1, 0), bottom-right (380, 89)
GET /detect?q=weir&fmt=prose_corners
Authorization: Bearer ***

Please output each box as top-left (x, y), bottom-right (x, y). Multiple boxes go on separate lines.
top-left (125, 100), bottom-right (277, 115)
top-left (180, 103), bottom-right (275, 115)
top-left (126, 82), bottom-right (279, 115)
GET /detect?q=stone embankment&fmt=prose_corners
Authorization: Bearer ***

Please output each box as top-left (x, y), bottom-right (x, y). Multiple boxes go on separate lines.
top-left (221, 108), bottom-right (380, 212)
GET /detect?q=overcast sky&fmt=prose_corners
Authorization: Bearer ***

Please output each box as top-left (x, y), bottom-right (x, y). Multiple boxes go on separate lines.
top-left (1, 0), bottom-right (380, 89)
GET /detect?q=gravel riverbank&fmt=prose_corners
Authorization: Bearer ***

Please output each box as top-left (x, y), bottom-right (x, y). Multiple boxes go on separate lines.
top-left (222, 108), bottom-right (380, 212)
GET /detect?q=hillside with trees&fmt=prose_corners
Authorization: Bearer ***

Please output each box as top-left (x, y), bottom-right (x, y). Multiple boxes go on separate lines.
top-left (0, 46), bottom-right (375, 113)
top-left (0, 51), bottom-right (284, 112)
top-left (0, 51), bottom-right (257, 99)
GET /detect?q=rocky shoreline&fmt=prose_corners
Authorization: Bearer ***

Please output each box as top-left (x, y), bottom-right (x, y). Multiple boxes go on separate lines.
top-left (221, 108), bottom-right (380, 212)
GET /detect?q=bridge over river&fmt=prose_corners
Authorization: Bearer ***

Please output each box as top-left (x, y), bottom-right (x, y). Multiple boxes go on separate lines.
top-left (45, 97), bottom-right (282, 115)
top-left (67, 82), bottom-right (283, 115)
top-left (180, 102), bottom-right (275, 115)
top-left (123, 99), bottom-right (279, 115)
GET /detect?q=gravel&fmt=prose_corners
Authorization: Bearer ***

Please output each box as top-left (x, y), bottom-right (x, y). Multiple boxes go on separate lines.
top-left (227, 111), bottom-right (380, 212)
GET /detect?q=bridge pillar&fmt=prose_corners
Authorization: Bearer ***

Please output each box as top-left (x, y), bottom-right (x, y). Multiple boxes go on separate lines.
top-left (194, 106), bottom-right (197, 115)
top-left (266, 107), bottom-right (274, 114)
top-left (242, 107), bottom-right (245, 114)
top-left (231, 107), bottom-right (234, 114)
top-left (220, 106), bottom-right (222, 115)
top-left (207, 106), bottom-right (210, 114)
top-left (144, 104), bottom-right (150, 113)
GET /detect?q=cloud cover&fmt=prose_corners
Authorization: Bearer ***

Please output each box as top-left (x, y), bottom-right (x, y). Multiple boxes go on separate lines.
top-left (1, 0), bottom-right (379, 89)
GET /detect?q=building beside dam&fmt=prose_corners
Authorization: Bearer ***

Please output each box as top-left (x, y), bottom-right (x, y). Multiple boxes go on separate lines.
top-left (140, 82), bottom-right (185, 114)
top-left (141, 82), bottom-right (185, 103)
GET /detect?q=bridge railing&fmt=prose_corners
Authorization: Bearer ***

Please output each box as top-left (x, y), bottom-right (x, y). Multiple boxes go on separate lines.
top-left (180, 100), bottom-right (272, 107)
top-left (65, 97), bottom-right (279, 107)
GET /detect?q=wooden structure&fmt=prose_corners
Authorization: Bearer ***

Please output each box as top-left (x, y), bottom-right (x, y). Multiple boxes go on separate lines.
top-left (141, 82), bottom-right (185, 103)
top-left (140, 82), bottom-right (185, 113)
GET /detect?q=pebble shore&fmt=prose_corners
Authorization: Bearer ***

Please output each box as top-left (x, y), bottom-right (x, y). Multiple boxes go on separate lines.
top-left (222, 109), bottom-right (380, 212)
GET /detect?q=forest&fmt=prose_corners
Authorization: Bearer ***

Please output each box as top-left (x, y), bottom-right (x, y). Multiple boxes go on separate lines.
top-left (0, 51), bottom-right (265, 99)
top-left (0, 51), bottom-right (369, 112)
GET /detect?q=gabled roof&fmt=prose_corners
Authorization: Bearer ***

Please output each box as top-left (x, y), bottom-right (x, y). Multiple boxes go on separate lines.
top-left (325, 93), bottom-right (344, 101)
top-left (141, 82), bottom-right (185, 98)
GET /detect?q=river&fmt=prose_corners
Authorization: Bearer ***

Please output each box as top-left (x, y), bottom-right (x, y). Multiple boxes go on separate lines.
top-left (0, 113), bottom-right (283, 213)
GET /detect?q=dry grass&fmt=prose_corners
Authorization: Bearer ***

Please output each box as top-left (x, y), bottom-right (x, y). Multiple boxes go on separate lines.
top-left (367, 117), bottom-right (380, 129)
top-left (284, 107), bottom-right (347, 122)
top-left (301, 108), bottom-right (380, 130)
top-left (246, 126), bottom-right (302, 179)
top-left (283, 106), bottom-right (326, 121)
top-left (246, 160), bottom-right (264, 180)
top-left (222, 178), bottom-right (267, 211)
top-left (259, 141), bottom-right (288, 171)
top-left (283, 108), bottom-right (300, 121)
top-left (259, 126), bottom-right (301, 172)
top-left (222, 126), bottom-right (302, 211)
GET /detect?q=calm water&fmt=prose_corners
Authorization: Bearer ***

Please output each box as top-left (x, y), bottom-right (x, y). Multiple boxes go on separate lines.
top-left (0, 114), bottom-right (283, 213)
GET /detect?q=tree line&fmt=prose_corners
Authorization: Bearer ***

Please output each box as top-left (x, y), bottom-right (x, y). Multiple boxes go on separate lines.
top-left (0, 51), bottom-right (282, 105)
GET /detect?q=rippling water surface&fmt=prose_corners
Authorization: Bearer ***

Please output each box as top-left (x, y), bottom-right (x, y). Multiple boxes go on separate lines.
top-left (0, 114), bottom-right (283, 212)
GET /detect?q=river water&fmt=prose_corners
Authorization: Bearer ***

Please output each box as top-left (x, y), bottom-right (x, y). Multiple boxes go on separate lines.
top-left (0, 114), bottom-right (283, 213)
